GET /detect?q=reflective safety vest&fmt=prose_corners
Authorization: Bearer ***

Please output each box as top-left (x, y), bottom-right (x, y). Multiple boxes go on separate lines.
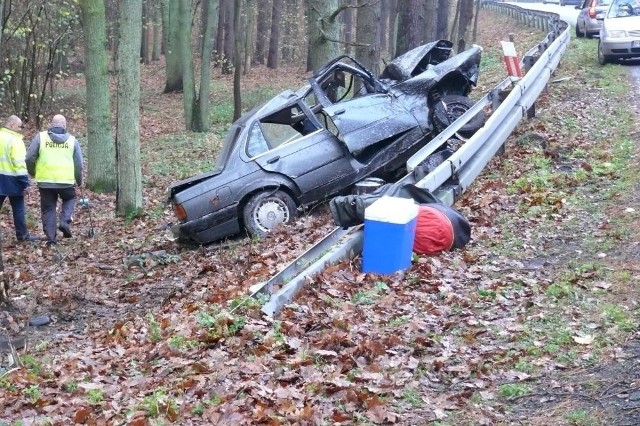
top-left (35, 132), bottom-right (75, 184)
top-left (0, 127), bottom-right (27, 176)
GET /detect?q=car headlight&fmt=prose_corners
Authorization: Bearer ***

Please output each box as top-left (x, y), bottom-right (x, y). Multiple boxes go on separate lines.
top-left (606, 30), bottom-right (628, 38)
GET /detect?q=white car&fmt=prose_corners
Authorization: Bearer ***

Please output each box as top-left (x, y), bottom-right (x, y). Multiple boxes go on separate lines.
top-left (597, 0), bottom-right (640, 64)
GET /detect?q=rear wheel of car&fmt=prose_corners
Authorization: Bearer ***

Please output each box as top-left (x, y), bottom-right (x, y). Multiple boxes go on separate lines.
top-left (575, 23), bottom-right (584, 38)
top-left (597, 40), bottom-right (610, 65)
top-left (243, 190), bottom-right (297, 237)
top-left (432, 94), bottom-right (486, 138)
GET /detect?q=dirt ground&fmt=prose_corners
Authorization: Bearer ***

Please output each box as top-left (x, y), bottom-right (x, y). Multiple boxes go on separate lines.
top-left (1, 9), bottom-right (639, 426)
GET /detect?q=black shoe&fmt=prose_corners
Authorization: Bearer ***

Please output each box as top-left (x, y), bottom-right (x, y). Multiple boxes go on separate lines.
top-left (58, 224), bottom-right (72, 238)
top-left (45, 240), bottom-right (57, 248)
top-left (17, 234), bottom-right (39, 242)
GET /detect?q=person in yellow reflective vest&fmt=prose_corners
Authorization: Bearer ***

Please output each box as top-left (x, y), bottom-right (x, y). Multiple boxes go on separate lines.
top-left (26, 114), bottom-right (83, 248)
top-left (0, 115), bottom-right (33, 242)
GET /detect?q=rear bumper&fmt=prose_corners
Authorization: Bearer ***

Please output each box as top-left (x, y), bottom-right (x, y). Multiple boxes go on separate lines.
top-left (171, 203), bottom-right (241, 244)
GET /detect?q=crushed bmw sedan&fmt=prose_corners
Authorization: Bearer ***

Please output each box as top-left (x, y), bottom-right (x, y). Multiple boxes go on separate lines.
top-left (167, 40), bottom-right (485, 244)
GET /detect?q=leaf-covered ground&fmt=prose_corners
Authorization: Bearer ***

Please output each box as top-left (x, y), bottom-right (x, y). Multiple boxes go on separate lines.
top-left (1, 10), bottom-right (639, 426)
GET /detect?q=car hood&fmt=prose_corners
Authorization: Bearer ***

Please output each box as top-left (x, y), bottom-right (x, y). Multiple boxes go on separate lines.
top-left (604, 15), bottom-right (640, 30)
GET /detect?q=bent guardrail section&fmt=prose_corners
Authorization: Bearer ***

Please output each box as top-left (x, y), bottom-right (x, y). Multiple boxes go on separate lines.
top-left (261, 4), bottom-right (571, 317)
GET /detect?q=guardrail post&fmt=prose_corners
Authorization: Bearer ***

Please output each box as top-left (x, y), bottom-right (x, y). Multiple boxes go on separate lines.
top-left (523, 55), bottom-right (538, 118)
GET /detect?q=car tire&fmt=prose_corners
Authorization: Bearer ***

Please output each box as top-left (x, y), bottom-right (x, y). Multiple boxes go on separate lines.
top-left (243, 190), bottom-right (297, 237)
top-left (597, 40), bottom-right (609, 65)
top-left (432, 94), bottom-right (486, 138)
top-left (575, 23), bottom-right (584, 38)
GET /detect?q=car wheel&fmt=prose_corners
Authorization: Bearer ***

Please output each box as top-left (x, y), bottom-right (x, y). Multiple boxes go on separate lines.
top-left (432, 94), bottom-right (486, 138)
top-left (575, 23), bottom-right (584, 38)
top-left (597, 40), bottom-right (609, 65)
top-left (243, 190), bottom-right (297, 237)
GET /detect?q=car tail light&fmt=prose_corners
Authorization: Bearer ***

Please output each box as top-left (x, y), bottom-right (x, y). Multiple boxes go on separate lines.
top-left (588, 6), bottom-right (596, 18)
top-left (173, 202), bottom-right (187, 221)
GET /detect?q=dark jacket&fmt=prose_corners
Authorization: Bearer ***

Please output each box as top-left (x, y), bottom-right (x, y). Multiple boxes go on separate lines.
top-left (26, 127), bottom-right (83, 188)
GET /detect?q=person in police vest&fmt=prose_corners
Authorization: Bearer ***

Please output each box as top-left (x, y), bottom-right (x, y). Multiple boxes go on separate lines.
top-left (26, 114), bottom-right (83, 247)
top-left (0, 115), bottom-right (33, 242)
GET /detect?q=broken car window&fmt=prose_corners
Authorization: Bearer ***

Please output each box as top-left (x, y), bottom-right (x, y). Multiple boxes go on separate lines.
top-left (245, 104), bottom-right (319, 158)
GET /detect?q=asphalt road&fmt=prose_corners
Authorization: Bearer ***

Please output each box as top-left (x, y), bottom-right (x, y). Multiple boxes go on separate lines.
top-left (506, 1), bottom-right (580, 25)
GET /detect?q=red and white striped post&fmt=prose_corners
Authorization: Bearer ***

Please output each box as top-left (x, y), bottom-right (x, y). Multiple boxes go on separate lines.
top-left (501, 41), bottom-right (523, 79)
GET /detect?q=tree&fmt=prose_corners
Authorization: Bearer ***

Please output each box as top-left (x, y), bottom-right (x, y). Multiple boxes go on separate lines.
top-left (254, 0), bottom-right (271, 64)
top-left (436, 0), bottom-right (450, 39)
top-left (177, 0), bottom-right (195, 128)
top-left (162, 0), bottom-right (183, 93)
top-left (355, 0), bottom-right (381, 76)
top-left (306, 0), bottom-right (343, 71)
top-left (267, 0), bottom-right (283, 68)
top-left (342, 0), bottom-right (355, 56)
top-left (222, 0), bottom-right (235, 74)
top-left (80, 0), bottom-right (116, 192)
top-left (115, 0), bottom-right (143, 215)
top-left (233, 0), bottom-right (242, 121)
top-left (179, 0), bottom-right (217, 132)
top-left (452, 0), bottom-right (475, 52)
top-left (193, 0), bottom-right (218, 131)
top-left (0, 1), bottom-right (80, 127)
top-left (395, 0), bottom-right (425, 56)
top-left (243, 0), bottom-right (255, 74)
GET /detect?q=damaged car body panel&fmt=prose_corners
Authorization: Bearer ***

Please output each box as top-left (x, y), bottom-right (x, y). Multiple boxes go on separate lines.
top-left (167, 40), bottom-right (485, 244)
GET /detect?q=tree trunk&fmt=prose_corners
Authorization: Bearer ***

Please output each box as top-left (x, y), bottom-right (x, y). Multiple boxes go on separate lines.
top-left (455, 0), bottom-right (474, 52)
top-left (163, 0), bottom-right (183, 92)
top-left (254, 0), bottom-right (271, 64)
top-left (141, 0), bottom-right (151, 64)
top-left (178, 0), bottom-right (195, 128)
top-left (222, 0), bottom-right (235, 73)
top-left (342, 0), bottom-right (354, 56)
top-left (233, 0), bottom-right (242, 121)
top-left (81, 0), bottom-right (116, 192)
top-left (266, 0), bottom-right (282, 69)
top-left (396, 0), bottom-right (425, 57)
top-left (472, 0), bottom-right (480, 43)
top-left (436, 0), bottom-right (450, 40)
top-left (389, 0), bottom-right (398, 58)
top-left (424, 0), bottom-right (437, 42)
top-left (152, 1), bottom-right (162, 60)
top-left (306, 0), bottom-right (341, 72)
top-left (115, 0), bottom-right (143, 216)
top-left (216, 0), bottom-right (226, 64)
top-left (355, 0), bottom-right (381, 76)
top-left (379, 0), bottom-right (390, 54)
top-left (193, 0), bottom-right (217, 132)
top-left (244, 0), bottom-right (255, 74)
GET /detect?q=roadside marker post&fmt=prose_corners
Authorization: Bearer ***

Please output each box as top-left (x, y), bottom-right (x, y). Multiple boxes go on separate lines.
top-left (501, 41), bottom-right (523, 80)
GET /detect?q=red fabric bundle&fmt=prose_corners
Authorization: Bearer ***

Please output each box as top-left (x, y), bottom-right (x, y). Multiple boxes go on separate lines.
top-left (413, 205), bottom-right (454, 255)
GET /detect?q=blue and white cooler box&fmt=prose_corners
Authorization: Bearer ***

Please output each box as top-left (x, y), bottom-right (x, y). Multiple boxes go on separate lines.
top-left (362, 196), bottom-right (419, 274)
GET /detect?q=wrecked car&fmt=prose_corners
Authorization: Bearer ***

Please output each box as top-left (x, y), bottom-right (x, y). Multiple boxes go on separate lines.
top-left (167, 40), bottom-right (485, 244)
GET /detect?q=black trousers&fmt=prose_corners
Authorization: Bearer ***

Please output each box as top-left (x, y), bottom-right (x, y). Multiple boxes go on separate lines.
top-left (39, 187), bottom-right (75, 244)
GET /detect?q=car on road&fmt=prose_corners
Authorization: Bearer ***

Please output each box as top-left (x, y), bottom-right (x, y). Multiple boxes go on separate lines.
top-left (597, 0), bottom-right (640, 64)
top-left (167, 40), bottom-right (485, 244)
top-left (576, 0), bottom-right (612, 37)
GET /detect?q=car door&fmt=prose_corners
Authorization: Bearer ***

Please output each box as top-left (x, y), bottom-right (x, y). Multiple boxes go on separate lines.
top-left (250, 103), bottom-right (357, 202)
top-left (321, 93), bottom-right (422, 154)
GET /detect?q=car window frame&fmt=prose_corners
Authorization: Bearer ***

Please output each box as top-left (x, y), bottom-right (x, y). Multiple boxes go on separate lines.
top-left (243, 101), bottom-right (323, 160)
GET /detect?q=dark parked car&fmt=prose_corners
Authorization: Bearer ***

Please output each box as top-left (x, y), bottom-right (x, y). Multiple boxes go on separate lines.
top-left (576, 0), bottom-right (611, 38)
top-left (167, 40), bottom-right (485, 244)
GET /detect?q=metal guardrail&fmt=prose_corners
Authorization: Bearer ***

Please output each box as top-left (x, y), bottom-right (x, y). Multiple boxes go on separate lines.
top-left (260, 3), bottom-right (571, 317)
